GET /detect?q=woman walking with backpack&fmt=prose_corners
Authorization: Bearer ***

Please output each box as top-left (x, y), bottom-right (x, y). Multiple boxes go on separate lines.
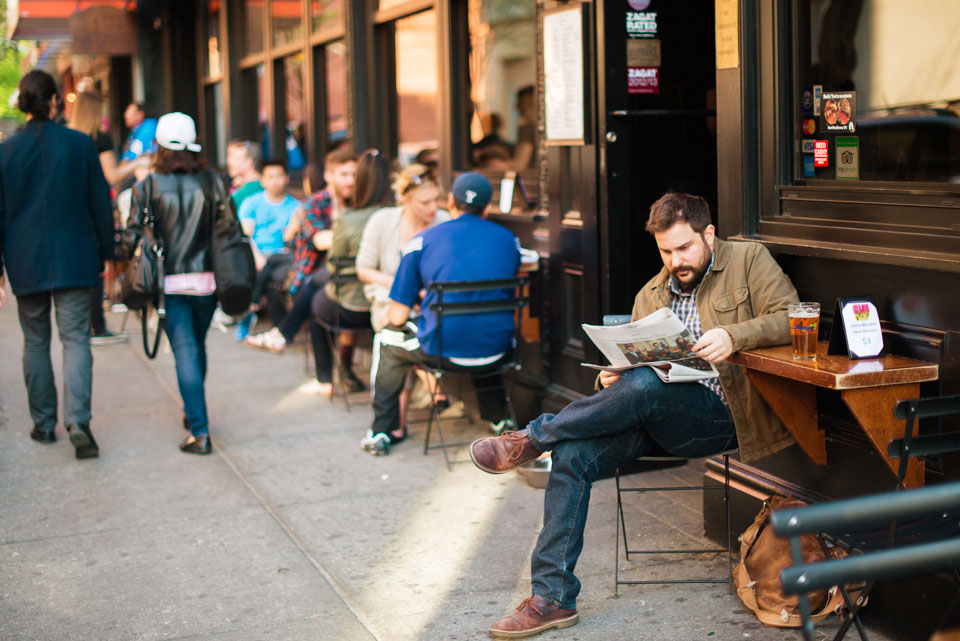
top-left (124, 112), bottom-right (235, 454)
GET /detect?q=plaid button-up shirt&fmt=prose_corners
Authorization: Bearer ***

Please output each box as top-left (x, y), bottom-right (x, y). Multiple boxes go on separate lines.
top-left (668, 256), bottom-right (727, 404)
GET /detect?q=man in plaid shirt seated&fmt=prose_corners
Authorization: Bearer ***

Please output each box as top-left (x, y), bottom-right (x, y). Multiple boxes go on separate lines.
top-left (470, 192), bottom-right (800, 639)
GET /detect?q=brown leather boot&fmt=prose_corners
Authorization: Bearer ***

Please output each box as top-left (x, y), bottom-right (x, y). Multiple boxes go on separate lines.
top-left (470, 429), bottom-right (541, 474)
top-left (488, 595), bottom-right (578, 638)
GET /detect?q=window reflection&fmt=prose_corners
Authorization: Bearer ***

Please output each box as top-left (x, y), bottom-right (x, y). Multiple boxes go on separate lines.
top-left (395, 10), bottom-right (438, 165)
top-left (798, 0), bottom-right (960, 183)
top-left (283, 53), bottom-right (307, 169)
top-left (273, 0), bottom-right (304, 46)
top-left (325, 41), bottom-right (348, 146)
top-left (311, 0), bottom-right (344, 33)
top-left (466, 0), bottom-right (536, 171)
top-left (243, 0), bottom-right (264, 56)
top-left (205, 0), bottom-right (221, 78)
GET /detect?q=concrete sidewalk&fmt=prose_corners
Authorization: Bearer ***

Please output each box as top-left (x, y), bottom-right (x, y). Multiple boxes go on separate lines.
top-left (0, 293), bottom-right (886, 641)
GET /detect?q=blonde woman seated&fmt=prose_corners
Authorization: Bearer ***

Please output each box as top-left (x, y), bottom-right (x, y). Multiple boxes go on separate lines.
top-left (356, 164), bottom-right (450, 443)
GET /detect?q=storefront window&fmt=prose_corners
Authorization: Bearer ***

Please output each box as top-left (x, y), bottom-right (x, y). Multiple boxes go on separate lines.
top-left (311, 0), bottom-right (344, 33)
top-left (243, 1), bottom-right (264, 56)
top-left (282, 53), bottom-right (307, 169)
top-left (204, 0), bottom-right (221, 78)
top-left (273, 0), bottom-right (304, 47)
top-left (465, 0), bottom-right (536, 171)
top-left (241, 63), bottom-right (269, 153)
top-left (205, 82), bottom-right (226, 166)
top-left (379, 0), bottom-right (410, 10)
top-left (395, 10), bottom-right (438, 165)
top-left (325, 40), bottom-right (348, 146)
top-left (796, 0), bottom-right (960, 183)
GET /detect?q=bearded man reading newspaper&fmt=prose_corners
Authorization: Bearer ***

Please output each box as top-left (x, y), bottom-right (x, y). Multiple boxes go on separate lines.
top-left (471, 192), bottom-right (800, 639)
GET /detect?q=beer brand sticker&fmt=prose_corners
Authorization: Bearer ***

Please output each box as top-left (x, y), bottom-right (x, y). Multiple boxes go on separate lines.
top-left (821, 91), bottom-right (856, 133)
top-left (814, 140), bottom-right (829, 167)
top-left (803, 119), bottom-right (817, 135)
top-left (626, 11), bottom-right (658, 37)
top-left (840, 300), bottom-right (883, 358)
top-left (836, 136), bottom-right (859, 180)
top-left (628, 66), bottom-right (660, 94)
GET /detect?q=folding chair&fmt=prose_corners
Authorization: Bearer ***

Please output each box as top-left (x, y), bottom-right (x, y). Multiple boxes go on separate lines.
top-left (314, 256), bottom-right (372, 410)
top-left (422, 275), bottom-right (529, 471)
top-left (607, 312), bottom-right (737, 593)
top-left (772, 481), bottom-right (960, 641)
top-left (771, 393), bottom-right (960, 641)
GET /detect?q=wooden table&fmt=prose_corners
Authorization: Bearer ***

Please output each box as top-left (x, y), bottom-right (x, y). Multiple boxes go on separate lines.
top-left (728, 343), bottom-right (939, 488)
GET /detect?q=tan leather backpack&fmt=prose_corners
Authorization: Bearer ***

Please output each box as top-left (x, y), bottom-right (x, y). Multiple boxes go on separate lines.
top-left (733, 496), bottom-right (850, 627)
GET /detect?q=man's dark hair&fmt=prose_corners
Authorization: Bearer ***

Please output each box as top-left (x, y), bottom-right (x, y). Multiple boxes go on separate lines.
top-left (153, 148), bottom-right (206, 174)
top-left (17, 70), bottom-right (59, 120)
top-left (453, 198), bottom-right (485, 217)
top-left (228, 139), bottom-right (262, 171)
top-left (261, 158), bottom-right (288, 174)
top-left (353, 149), bottom-right (394, 209)
top-left (325, 147), bottom-right (358, 168)
top-left (644, 192), bottom-right (712, 235)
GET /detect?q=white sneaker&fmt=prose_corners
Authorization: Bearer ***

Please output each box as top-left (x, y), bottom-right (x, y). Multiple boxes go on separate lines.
top-left (360, 431), bottom-right (390, 456)
top-left (243, 327), bottom-right (286, 354)
top-left (297, 379), bottom-right (333, 397)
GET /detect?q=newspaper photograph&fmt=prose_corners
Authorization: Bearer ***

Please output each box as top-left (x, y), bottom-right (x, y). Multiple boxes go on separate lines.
top-left (581, 308), bottom-right (718, 383)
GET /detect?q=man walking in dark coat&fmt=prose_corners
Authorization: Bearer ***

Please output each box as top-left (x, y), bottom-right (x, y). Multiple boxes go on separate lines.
top-left (0, 70), bottom-right (114, 458)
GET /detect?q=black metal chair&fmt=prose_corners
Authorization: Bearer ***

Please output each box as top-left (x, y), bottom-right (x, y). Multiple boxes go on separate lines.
top-left (771, 393), bottom-right (960, 641)
top-left (421, 275), bottom-right (529, 471)
top-left (314, 256), bottom-right (372, 410)
top-left (606, 313), bottom-right (737, 594)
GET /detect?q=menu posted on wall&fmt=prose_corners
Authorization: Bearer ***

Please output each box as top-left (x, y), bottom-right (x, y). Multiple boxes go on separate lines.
top-left (715, 0), bottom-right (739, 69)
top-left (543, 5), bottom-right (585, 145)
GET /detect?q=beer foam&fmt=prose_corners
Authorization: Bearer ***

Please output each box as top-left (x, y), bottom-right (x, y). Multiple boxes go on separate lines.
top-left (790, 312), bottom-right (819, 318)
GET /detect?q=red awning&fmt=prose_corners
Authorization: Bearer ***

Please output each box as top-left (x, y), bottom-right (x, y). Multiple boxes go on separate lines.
top-left (9, 1), bottom-right (137, 41)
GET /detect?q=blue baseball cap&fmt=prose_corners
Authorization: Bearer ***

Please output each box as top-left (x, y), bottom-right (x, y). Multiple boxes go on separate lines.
top-left (451, 172), bottom-right (493, 210)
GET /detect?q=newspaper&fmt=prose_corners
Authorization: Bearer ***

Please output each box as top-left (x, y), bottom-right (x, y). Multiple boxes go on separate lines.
top-left (581, 308), bottom-right (719, 383)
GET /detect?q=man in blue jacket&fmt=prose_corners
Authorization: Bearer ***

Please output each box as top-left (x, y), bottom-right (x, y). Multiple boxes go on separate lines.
top-left (0, 70), bottom-right (114, 459)
top-left (361, 172), bottom-right (522, 456)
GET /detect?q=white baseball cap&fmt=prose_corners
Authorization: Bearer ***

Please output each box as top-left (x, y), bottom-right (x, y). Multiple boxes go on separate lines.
top-left (156, 112), bottom-right (202, 152)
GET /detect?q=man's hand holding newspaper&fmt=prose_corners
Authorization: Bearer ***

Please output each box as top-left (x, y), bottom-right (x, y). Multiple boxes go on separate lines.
top-left (581, 308), bottom-right (723, 384)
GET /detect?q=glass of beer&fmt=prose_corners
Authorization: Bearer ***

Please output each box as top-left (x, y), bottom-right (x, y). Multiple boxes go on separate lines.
top-left (789, 302), bottom-right (820, 360)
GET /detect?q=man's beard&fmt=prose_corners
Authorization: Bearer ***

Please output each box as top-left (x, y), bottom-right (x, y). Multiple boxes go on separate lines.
top-left (669, 244), bottom-right (713, 292)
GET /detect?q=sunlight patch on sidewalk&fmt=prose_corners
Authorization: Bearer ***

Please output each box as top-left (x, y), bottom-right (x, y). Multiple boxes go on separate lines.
top-left (359, 474), bottom-right (513, 639)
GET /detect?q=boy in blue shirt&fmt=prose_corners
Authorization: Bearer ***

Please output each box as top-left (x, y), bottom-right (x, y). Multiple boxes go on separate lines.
top-left (362, 172), bottom-right (522, 456)
top-left (237, 158), bottom-right (300, 335)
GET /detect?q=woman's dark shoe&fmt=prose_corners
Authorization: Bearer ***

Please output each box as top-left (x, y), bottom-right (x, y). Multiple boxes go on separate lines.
top-left (434, 397), bottom-right (451, 414)
top-left (30, 427), bottom-right (56, 444)
top-left (67, 424), bottom-right (99, 459)
top-left (179, 434), bottom-right (212, 455)
top-left (388, 425), bottom-right (408, 445)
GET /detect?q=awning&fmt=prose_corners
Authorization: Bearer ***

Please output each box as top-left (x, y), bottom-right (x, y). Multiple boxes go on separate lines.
top-left (8, 1), bottom-right (136, 42)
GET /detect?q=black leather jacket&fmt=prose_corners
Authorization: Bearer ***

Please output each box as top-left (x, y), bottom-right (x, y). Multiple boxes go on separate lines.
top-left (123, 170), bottom-right (237, 275)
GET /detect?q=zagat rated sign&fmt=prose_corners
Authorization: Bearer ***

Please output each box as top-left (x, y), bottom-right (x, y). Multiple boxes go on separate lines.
top-left (626, 10), bottom-right (657, 38)
top-left (628, 67), bottom-right (659, 94)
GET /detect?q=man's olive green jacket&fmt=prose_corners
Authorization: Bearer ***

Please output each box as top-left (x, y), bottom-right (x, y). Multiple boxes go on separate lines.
top-left (630, 238), bottom-right (799, 462)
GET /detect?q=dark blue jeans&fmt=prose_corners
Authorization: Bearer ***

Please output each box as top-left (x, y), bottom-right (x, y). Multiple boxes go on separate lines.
top-left (163, 294), bottom-right (217, 437)
top-left (526, 367), bottom-right (736, 609)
